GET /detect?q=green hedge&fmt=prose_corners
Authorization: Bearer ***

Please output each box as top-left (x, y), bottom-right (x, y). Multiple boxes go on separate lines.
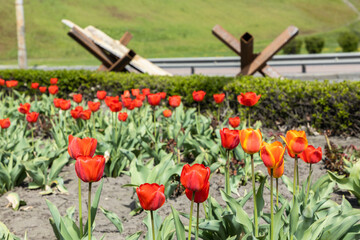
top-left (1, 69), bottom-right (360, 135)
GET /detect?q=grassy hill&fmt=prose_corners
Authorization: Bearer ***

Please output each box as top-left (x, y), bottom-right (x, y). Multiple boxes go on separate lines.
top-left (0, 0), bottom-right (359, 66)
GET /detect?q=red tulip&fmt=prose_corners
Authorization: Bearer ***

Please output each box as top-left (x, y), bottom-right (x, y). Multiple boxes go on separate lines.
top-left (26, 112), bottom-right (39, 123)
top-left (60, 99), bottom-right (71, 111)
top-left (160, 92), bottom-right (167, 99)
top-left (79, 109), bottom-right (91, 120)
top-left (75, 155), bottom-right (105, 182)
top-left (122, 98), bottom-right (132, 108)
top-left (88, 101), bottom-right (101, 112)
top-left (105, 96), bottom-right (119, 107)
top-left (39, 86), bottom-right (47, 93)
top-left (142, 88), bottom-right (151, 96)
top-left (213, 93), bottom-right (225, 104)
top-left (229, 116), bottom-right (240, 128)
top-left (48, 85), bottom-right (59, 95)
top-left (118, 112), bottom-right (128, 122)
top-left (136, 94), bottom-right (145, 101)
top-left (0, 118), bottom-right (10, 129)
top-left (237, 92), bottom-right (261, 107)
top-left (193, 90), bottom-right (206, 102)
top-left (68, 135), bottom-right (97, 159)
top-left (148, 93), bottom-right (161, 106)
top-left (239, 128), bottom-right (262, 154)
top-left (0, 79), bottom-right (5, 86)
top-left (70, 106), bottom-right (83, 119)
top-left (169, 95), bottom-right (181, 108)
top-left (131, 89), bottom-right (140, 97)
top-left (280, 130), bottom-right (308, 156)
top-left (109, 102), bottom-right (123, 112)
top-left (136, 183), bottom-right (165, 211)
top-left (73, 94), bottom-right (82, 103)
top-left (185, 181), bottom-right (209, 203)
top-left (260, 141), bottom-right (285, 169)
top-left (134, 99), bottom-right (143, 108)
top-left (18, 103), bottom-right (31, 114)
top-left (220, 128), bottom-right (240, 150)
top-left (50, 78), bottom-right (58, 85)
top-left (31, 83), bottom-right (39, 89)
top-left (126, 100), bottom-right (135, 110)
top-left (299, 145), bottom-right (322, 164)
top-left (6, 80), bottom-right (18, 88)
top-left (53, 98), bottom-right (62, 108)
top-left (163, 109), bottom-right (172, 118)
top-left (97, 91), bottom-right (107, 100)
top-left (180, 164), bottom-right (210, 192)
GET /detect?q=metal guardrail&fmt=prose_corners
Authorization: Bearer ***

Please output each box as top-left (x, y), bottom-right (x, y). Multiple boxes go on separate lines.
top-left (148, 53), bottom-right (360, 69)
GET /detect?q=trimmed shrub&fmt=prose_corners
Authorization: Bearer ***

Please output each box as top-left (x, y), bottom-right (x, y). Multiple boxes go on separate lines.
top-left (337, 32), bottom-right (359, 52)
top-left (1, 70), bottom-right (360, 135)
top-left (305, 36), bottom-right (325, 53)
top-left (283, 38), bottom-right (302, 54)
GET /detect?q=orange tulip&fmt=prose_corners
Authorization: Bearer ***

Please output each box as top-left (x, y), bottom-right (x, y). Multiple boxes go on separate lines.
top-left (239, 128), bottom-right (262, 154)
top-left (163, 109), bottom-right (172, 118)
top-left (280, 130), bottom-right (308, 155)
top-left (267, 161), bottom-right (284, 178)
top-left (260, 141), bottom-right (285, 169)
top-left (299, 145), bottom-right (322, 164)
top-left (123, 90), bottom-right (131, 98)
top-left (75, 155), bottom-right (105, 182)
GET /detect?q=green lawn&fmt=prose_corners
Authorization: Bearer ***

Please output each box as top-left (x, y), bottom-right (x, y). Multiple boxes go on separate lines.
top-left (0, 0), bottom-right (359, 66)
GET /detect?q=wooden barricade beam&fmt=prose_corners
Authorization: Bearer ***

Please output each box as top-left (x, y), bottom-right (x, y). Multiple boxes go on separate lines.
top-left (108, 50), bottom-right (136, 72)
top-left (212, 24), bottom-right (298, 79)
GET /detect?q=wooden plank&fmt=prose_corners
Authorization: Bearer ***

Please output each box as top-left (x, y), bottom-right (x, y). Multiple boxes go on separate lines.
top-left (108, 50), bottom-right (136, 72)
top-left (61, 19), bottom-right (171, 76)
top-left (212, 24), bottom-right (241, 55)
top-left (239, 26), bottom-right (299, 76)
top-left (68, 27), bottom-right (113, 67)
top-left (119, 31), bottom-right (133, 46)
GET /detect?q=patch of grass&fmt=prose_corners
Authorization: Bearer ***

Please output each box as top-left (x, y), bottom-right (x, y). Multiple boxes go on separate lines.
top-left (0, 0), bottom-right (359, 65)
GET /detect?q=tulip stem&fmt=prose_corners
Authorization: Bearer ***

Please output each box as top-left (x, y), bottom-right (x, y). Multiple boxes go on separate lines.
top-left (305, 164), bottom-right (312, 204)
top-left (88, 182), bottom-right (92, 240)
top-left (217, 105), bottom-right (220, 123)
top-left (177, 148), bottom-right (181, 164)
top-left (248, 108), bottom-right (251, 128)
top-left (251, 154), bottom-right (258, 237)
top-left (78, 179), bottom-right (83, 238)
top-left (202, 202), bottom-right (208, 219)
top-left (270, 169), bottom-right (274, 240)
top-left (92, 114), bottom-right (96, 137)
top-left (188, 192), bottom-right (195, 240)
top-left (150, 210), bottom-right (155, 240)
top-left (293, 154), bottom-right (297, 197)
top-left (296, 159), bottom-right (299, 192)
top-left (225, 150), bottom-right (230, 195)
top-left (196, 203), bottom-right (200, 240)
top-left (276, 178), bottom-right (279, 208)
top-left (153, 108), bottom-right (157, 140)
top-left (31, 127), bottom-right (34, 151)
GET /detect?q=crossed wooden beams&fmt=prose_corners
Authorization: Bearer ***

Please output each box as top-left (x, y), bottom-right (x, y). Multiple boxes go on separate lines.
top-left (212, 25), bottom-right (299, 78)
top-left (68, 27), bottom-right (135, 72)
